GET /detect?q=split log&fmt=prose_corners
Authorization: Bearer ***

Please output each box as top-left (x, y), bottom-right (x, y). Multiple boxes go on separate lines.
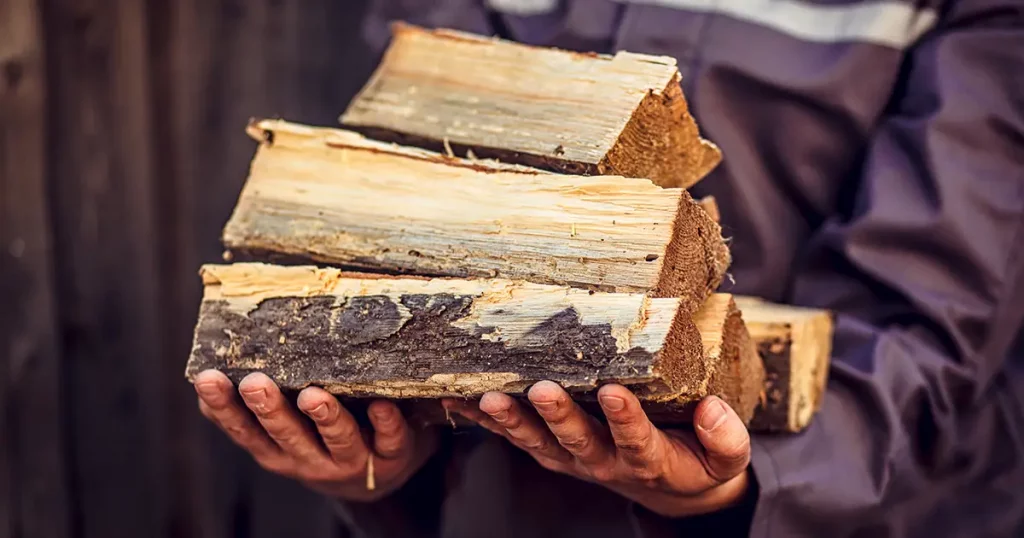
top-left (185, 264), bottom-right (764, 423)
top-left (697, 195), bottom-right (720, 224)
top-left (223, 120), bottom-right (730, 311)
top-left (340, 23), bottom-right (721, 189)
top-left (736, 296), bottom-right (833, 432)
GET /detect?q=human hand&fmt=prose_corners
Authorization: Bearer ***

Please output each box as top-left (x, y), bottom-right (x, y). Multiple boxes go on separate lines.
top-left (443, 381), bottom-right (751, 517)
top-left (193, 370), bottom-right (438, 502)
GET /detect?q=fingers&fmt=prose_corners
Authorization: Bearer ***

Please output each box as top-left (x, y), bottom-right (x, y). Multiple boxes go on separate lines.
top-left (194, 370), bottom-right (283, 463)
top-left (528, 381), bottom-right (613, 467)
top-left (441, 398), bottom-right (507, 436)
top-left (479, 392), bottom-right (572, 465)
top-left (367, 400), bottom-right (413, 460)
top-left (296, 387), bottom-right (368, 465)
top-left (238, 373), bottom-right (331, 468)
top-left (597, 384), bottom-right (664, 474)
top-left (693, 396), bottom-right (751, 482)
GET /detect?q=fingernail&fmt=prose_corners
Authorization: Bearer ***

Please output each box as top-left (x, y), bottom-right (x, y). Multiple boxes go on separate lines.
top-left (488, 409), bottom-right (509, 422)
top-left (532, 400), bottom-right (557, 413)
top-left (195, 382), bottom-right (221, 400)
top-left (599, 395), bottom-right (625, 412)
top-left (700, 399), bottom-right (728, 432)
top-left (308, 403), bottom-right (328, 420)
top-left (241, 388), bottom-right (266, 405)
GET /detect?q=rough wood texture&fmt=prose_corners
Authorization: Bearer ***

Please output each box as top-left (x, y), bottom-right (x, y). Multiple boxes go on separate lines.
top-left (634, 293), bottom-right (763, 424)
top-left (340, 23), bottom-right (721, 189)
top-left (697, 195), bottom-right (720, 224)
top-left (186, 265), bottom-right (765, 425)
top-left (187, 263), bottom-right (704, 400)
top-left (223, 120), bottom-right (730, 312)
top-left (736, 296), bottom-right (833, 432)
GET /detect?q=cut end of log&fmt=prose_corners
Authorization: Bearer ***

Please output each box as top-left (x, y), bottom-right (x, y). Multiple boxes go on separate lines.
top-left (654, 190), bottom-right (731, 311)
top-left (598, 76), bottom-right (722, 188)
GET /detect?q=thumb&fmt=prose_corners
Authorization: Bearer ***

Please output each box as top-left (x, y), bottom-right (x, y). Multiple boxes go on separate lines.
top-left (693, 396), bottom-right (751, 483)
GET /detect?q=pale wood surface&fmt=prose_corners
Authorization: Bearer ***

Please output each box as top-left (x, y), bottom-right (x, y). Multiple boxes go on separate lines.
top-left (736, 296), bottom-right (833, 432)
top-left (223, 120), bottom-right (730, 310)
top-left (341, 24), bottom-right (721, 188)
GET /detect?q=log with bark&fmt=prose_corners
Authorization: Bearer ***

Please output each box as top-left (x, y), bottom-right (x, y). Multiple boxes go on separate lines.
top-left (340, 23), bottom-right (721, 189)
top-left (735, 296), bottom-right (833, 432)
top-left (185, 264), bottom-right (764, 424)
top-left (222, 120), bottom-right (730, 313)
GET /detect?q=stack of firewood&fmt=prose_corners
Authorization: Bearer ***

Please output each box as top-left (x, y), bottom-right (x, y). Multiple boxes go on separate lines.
top-left (186, 24), bottom-right (832, 433)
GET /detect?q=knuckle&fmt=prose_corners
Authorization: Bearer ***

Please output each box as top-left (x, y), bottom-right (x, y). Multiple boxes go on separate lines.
top-left (586, 466), bottom-right (616, 482)
top-left (224, 423), bottom-right (251, 439)
top-left (720, 437), bottom-right (751, 464)
top-left (559, 434), bottom-right (592, 452)
top-left (500, 413), bottom-right (522, 429)
top-left (615, 431), bottom-right (653, 453)
top-left (324, 433), bottom-right (357, 452)
top-left (520, 438), bottom-right (550, 452)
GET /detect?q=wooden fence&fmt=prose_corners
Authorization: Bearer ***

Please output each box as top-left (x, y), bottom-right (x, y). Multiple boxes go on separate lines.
top-left (1, 1), bottom-right (376, 536)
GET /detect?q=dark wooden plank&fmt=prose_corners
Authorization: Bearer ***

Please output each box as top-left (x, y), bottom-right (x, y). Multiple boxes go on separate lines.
top-left (0, 1), bottom-right (71, 537)
top-left (44, 0), bottom-right (169, 536)
top-left (144, 1), bottom-right (231, 536)
top-left (151, 1), bottom-right (367, 536)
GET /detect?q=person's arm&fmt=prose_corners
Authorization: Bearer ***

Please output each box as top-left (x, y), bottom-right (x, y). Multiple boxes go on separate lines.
top-left (749, 2), bottom-right (1024, 535)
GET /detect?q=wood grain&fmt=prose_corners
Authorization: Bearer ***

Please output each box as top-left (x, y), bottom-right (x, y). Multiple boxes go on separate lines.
top-left (341, 23), bottom-right (721, 188)
top-left (187, 263), bottom-right (703, 400)
top-left (224, 120), bottom-right (730, 313)
top-left (185, 264), bottom-right (766, 424)
top-left (44, 1), bottom-right (170, 535)
top-left (0, 0), bottom-right (70, 535)
top-left (736, 296), bottom-right (833, 432)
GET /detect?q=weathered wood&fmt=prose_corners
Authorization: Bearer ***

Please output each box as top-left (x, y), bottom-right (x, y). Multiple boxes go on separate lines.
top-left (736, 296), bottom-right (833, 432)
top-left (186, 264), bottom-right (765, 424)
top-left (224, 120), bottom-right (730, 312)
top-left (625, 293), bottom-right (764, 424)
top-left (44, 1), bottom-right (170, 535)
top-left (340, 23), bottom-right (721, 189)
top-left (187, 263), bottom-right (704, 400)
top-left (0, 0), bottom-right (70, 536)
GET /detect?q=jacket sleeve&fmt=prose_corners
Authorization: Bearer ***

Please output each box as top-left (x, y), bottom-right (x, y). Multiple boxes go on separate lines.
top-left (749, 2), bottom-right (1024, 536)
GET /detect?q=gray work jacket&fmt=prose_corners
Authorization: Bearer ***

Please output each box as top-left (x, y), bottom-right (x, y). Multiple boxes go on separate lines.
top-left (338, 1), bottom-right (1024, 536)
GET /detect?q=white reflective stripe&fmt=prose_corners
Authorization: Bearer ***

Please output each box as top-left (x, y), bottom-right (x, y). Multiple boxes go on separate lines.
top-left (485, 0), bottom-right (559, 16)
top-left (616, 0), bottom-right (937, 48)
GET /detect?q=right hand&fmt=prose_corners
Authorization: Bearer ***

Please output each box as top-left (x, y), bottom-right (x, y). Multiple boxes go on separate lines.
top-left (193, 369), bottom-right (438, 502)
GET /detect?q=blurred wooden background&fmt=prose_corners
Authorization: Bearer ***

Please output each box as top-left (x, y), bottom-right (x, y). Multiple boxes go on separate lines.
top-left (1, 0), bottom-right (377, 536)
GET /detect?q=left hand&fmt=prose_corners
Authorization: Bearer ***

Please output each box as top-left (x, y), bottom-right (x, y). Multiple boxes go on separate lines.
top-left (442, 381), bottom-right (751, 517)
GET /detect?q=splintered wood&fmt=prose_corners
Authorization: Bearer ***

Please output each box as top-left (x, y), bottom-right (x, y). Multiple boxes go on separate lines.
top-left (185, 25), bottom-right (834, 433)
top-left (189, 264), bottom-right (699, 399)
top-left (736, 296), bottom-right (833, 432)
top-left (223, 120), bottom-right (729, 313)
top-left (341, 24), bottom-right (721, 189)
